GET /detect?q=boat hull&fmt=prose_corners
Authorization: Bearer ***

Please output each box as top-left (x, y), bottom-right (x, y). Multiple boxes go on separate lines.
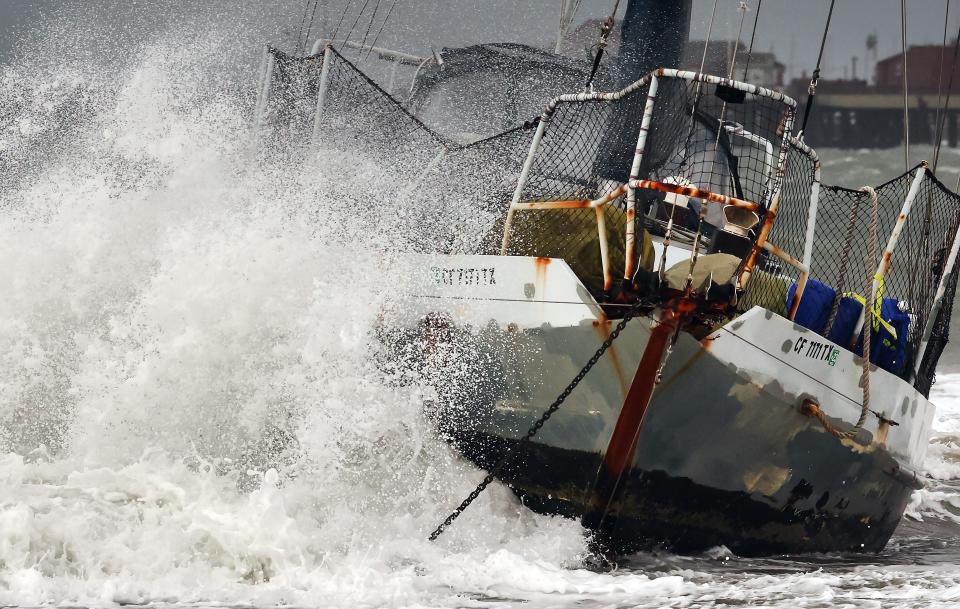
top-left (382, 254), bottom-right (932, 555)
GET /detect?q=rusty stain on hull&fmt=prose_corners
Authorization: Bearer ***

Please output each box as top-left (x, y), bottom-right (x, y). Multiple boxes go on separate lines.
top-left (592, 312), bottom-right (629, 398)
top-left (583, 308), bottom-right (684, 539)
top-left (533, 257), bottom-right (551, 302)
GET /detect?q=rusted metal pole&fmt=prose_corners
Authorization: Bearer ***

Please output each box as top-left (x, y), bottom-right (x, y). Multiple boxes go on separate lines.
top-left (738, 107), bottom-right (796, 291)
top-left (310, 38), bottom-right (428, 65)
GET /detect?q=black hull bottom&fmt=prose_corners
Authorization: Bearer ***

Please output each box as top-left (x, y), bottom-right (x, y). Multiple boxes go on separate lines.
top-left (451, 428), bottom-right (914, 556)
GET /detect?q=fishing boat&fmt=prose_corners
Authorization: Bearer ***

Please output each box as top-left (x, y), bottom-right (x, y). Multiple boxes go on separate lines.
top-left (257, 0), bottom-right (960, 556)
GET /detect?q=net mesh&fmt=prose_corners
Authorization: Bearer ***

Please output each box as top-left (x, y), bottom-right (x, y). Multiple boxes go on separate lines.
top-left (738, 139), bottom-right (818, 314)
top-left (259, 46), bottom-right (537, 256)
top-left (257, 48), bottom-right (960, 391)
top-left (260, 46), bottom-right (447, 177)
top-left (807, 169), bottom-right (960, 379)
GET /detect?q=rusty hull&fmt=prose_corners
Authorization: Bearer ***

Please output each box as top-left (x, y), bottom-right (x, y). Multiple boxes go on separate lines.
top-left (438, 308), bottom-right (926, 556)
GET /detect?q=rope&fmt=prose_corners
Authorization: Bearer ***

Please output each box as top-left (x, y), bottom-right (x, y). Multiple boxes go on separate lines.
top-left (934, 16), bottom-right (960, 172)
top-left (934, 0), bottom-right (951, 165)
top-left (302, 0), bottom-right (322, 55)
top-left (356, 0), bottom-right (383, 56)
top-left (330, 0), bottom-right (355, 42)
top-left (824, 194), bottom-right (864, 334)
top-left (428, 298), bottom-right (654, 541)
top-left (853, 185), bottom-right (879, 432)
top-left (340, 0), bottom-right (373, 49)
top-left (684, 1), bottom-right (748, 290)
top-left (799, 0), bottom-right (836, 135)
top-left (583, 0), bottom-right (622, 91)
top-left (804, 187), bottom-right (879, 440)
top-left (901, 0), bottom-right (910, 172)
top-left (741, 0), bottom-right (763, 81)
top-left (294, 0), bottom-right (312, 54)
top-left (365, 0), bottom-right (400, 60)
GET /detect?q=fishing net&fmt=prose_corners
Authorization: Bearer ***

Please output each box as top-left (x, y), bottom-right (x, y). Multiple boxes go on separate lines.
top-left (258, 46), bottom-right (447, 178)
top-left (256, 46), bottom-right (960, 391)
top-left (738, 139), bottom-right (819, 315)
top-left (257, 45), bottom-right (541, 255)
top-left (506, 71), bottom-right (795, 293)
top-left (809, 168), bottom-right (960, 384)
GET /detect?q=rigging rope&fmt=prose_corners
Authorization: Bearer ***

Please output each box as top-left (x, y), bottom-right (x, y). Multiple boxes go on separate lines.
top-left (799, 0), bottom-right (836, 136)
top-left (294, 0), bottom-right (312, 54)
top-left (365, 0), bottom-right (400, 59)
top-left (901, 0), bottom-right (910, 172)
top-left (302, 0), bottom-right (322, 54)
top-left (330, 0), bottom-right (355, 42)
top-left (684, 1), bottom-right (747, 289)
top-left (934, 13), bottom-right (960, 172)
top-left (583, 0), bottom-right (622, 91)
top-left (357, 0), bottom-right (383, 56)
top-left (741, 0), bottom-right (763, 81)
top-left (428, 298), bottom-right (654, 541)
top-left (934, 0), bottom-right (951, 166)
top-left (340, 0), bottom-right (374, 50)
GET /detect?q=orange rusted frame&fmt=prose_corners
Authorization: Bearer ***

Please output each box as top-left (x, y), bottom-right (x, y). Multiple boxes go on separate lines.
top-left (629, 179), bottom-right (761, 212)
top-left (762, 241), bottom-right (810, 321)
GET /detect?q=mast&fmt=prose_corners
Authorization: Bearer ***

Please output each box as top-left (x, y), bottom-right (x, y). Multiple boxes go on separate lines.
top-left (616, 0), bottom-right (692, 88)
top-left (593, 0), bottom-right (693, 182)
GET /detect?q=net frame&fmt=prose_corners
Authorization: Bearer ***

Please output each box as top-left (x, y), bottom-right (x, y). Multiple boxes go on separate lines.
top-left (500, 68), bottom-right (802, 294)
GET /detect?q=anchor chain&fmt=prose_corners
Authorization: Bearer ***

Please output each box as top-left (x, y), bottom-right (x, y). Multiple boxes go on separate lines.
top-left (428, 298), bottom-right (654, 541)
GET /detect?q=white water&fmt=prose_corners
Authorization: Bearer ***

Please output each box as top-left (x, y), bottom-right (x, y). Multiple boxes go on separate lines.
top-left (4, 18), bottom-right (960, 609)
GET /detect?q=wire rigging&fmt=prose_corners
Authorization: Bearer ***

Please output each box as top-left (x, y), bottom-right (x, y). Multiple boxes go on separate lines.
top-left (934, 5), bottom-right (959, 172)
top-left (365, 0), bottom-right (401, 59)
top-left (301, 0), bottom-right (322, 54)
top-left (741, 0), bottom-right (763, 81)
top-left (340, 0), bottom-right (374, 49)
top-left (357, 0), bottom-right (383, 56)
top-left (294, 0), bottom-right (312, 54)
top-left (901, 0), bottom-right (910, 172)
top-left (330, 0), bottom-right (356, 43)
top-left (799, 0), bottom-right (836, 136)
top-left (583, 0), bottom-right (622, 91)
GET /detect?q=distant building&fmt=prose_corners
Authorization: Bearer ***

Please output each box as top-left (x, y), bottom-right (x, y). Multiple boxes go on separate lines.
top-left (682, 41), bottom-right (785, 88)
top-left (875, 44), bottom-right (960, 91)
top-left (558, 28), bottom-right (785, 88)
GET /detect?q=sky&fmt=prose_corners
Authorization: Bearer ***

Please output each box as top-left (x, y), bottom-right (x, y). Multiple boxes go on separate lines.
top-left (0, 0), bottom-right (957, 83)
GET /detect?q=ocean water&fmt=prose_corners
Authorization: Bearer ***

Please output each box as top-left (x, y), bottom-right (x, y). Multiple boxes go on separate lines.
top-left (4, 17), bottom-right (960, 609)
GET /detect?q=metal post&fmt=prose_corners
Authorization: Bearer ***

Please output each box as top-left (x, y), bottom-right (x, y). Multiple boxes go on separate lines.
top-left (913, 218), bottom-right (960, 381)
top-left (254, 47), bottom-right (275, 134)
top-left (802, 166), bottom-right (822, 269)
top-left (399, 149), bottom-right (447, 200)
top-left (738, 107), bottom-right (797, 291)
top-left (311, 45), bottom-right (334, 146)
top-left (500, 118), bottom-right (550, 255)
top-left (595, 205), bottom-right (612, 291)
top-left (624, 75), bottom-right (660, 282)
top-left (852, 164), bottom-right (927, 340)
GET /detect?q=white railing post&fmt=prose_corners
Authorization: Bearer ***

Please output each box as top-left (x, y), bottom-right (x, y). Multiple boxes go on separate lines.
top-left (254, 46), bottom-right (275, 135)
top-left (852, 164), bottom-right (927, 341)
top-left (624, 74), bottom-right (659, 282)
top-left (500, 118), bottom-right (549, 255)
top-left (913, 217), bottom-right (960, 381)
top-left (311, 45), bottom-right (334, 146)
